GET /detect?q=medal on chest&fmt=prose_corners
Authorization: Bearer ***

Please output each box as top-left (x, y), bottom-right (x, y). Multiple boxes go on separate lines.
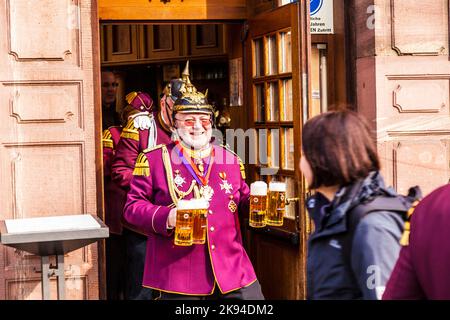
top-left (200, 185), bottom-right (214, 202)
top-left (173, 170), bottom-right (186, 188)
top-left (228, 195), bottom-right (237, 213)
top-left (175, 142), bottom-right (215, 201)
top-left (219, 172), bottom-right (233, 194)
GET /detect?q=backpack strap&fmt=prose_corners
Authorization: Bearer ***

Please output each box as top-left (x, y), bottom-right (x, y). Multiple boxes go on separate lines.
top-left (340, 185), bottom-right (422, 292)
top-left (341, 195), bottom-right (409, 275)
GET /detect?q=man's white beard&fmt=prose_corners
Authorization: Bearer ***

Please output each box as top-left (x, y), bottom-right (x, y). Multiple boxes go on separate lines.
top-left (177, 128), bottom-right (212, 150)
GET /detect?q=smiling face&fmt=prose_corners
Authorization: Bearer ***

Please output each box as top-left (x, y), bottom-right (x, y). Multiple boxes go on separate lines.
top-left (175, 112), bottom-right (212, 149)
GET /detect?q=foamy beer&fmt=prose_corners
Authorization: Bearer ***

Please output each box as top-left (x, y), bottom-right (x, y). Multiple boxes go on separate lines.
top-left (175, 199), bottom-right (195, 246)
top-left (266, 182), bottom-right (286, 226)
top-left (191, 198), bottom-right (209, 245)
top-left (249, 181), bottom-right (268, 228)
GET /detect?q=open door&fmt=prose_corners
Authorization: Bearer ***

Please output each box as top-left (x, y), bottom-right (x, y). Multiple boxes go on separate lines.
top-left (243, 2), bottom-right (311, 300)
top-left (0, 0), bottom-right (102, 299)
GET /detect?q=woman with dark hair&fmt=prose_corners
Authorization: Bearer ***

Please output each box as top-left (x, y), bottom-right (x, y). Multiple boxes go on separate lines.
top-left (300, 110), bottom-right (404, 300)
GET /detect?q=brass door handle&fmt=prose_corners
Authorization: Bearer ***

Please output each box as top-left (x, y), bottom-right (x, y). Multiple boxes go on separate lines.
top-left (285, 197), bottom-right (300, 205)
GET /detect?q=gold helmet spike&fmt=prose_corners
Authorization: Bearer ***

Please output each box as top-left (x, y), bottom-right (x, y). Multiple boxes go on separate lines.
top-left (182, 61), bottom-right (191, 85)
top-left (181, 60), bottom-right (195, 94)
top-left (204, 89), bottom-right (208, 99)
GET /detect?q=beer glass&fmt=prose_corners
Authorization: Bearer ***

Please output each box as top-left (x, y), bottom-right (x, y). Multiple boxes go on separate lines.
top-left (249, 181), bottom-right (268, 228)
top-left (175, 200), bottom-right (195, 246)
top-left (191, 198), bottom-right (209, 245)
top-left (266, 182), bottom-right (286, 226)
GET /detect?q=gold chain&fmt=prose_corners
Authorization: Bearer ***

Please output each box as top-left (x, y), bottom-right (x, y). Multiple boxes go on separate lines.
top-left (174, 180), bottom-right (197, 200)
top-left (162, 145), bottom-right (198, 204)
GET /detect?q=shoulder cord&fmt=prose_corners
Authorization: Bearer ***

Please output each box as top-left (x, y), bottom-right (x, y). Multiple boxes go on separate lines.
top-left (147, 114), bottom-right (158, 148)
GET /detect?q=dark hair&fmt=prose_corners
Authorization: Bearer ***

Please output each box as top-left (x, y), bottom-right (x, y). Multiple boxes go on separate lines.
top-left (302, 110), bottom-right (380, 189)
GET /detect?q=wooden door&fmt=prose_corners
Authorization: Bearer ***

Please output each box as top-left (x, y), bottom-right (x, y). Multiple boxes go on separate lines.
top-left (244, 2), bottom-right (311, 300)
top-left (0, 0), bottom-right (101, 299)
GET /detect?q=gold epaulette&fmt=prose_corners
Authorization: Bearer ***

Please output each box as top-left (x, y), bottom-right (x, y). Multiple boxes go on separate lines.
top-left (400, 200), bottom-right (420, 246)
top-left (142, 144), bottom-right (164, 154)
top-left (102, 129), bottom-right (113, 149)
top-left (220, 144), bottom-right (246, 179)
top-left (120, 118), bottom-right (139, 141)
top-left (133, 152), bottom-right (150, 177)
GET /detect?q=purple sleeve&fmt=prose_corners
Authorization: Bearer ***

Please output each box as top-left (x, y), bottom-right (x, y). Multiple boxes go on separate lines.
top-left (103, 145), bottom-right (113, 178)
top-left (383, 242), bottom-right (425, 299)
top-left (123, 173), bottom-right (173, 237)
top-left (111, 128), bottom-right (140, 190)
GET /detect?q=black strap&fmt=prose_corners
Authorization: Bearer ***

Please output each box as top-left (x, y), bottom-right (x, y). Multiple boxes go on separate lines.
top-left (340, 195), bottom-right (409, 284)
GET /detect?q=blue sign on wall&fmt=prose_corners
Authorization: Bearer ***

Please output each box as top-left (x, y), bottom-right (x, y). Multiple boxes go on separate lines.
top-left (310, 0), bottom-right (323, 16)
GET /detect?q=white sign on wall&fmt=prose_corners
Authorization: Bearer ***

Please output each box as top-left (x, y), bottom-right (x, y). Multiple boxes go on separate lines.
top-left (310, 0), bottom-right (334, 34)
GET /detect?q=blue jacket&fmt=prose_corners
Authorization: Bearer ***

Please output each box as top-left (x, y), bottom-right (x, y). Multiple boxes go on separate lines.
top-left (306, 172), bottom-right (404, 300)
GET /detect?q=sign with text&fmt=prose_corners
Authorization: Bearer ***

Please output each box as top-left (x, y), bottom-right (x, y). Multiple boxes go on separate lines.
top-left (310, 0), bottom-right (334, 34)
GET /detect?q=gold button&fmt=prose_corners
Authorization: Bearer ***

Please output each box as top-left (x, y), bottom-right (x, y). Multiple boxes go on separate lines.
top-left (210, 226), bottom-right (215, 232)
top-left (211, 245), bottom-right (215, 250)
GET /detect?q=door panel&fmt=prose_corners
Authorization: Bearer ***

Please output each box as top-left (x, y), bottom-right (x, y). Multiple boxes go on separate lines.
top-left (244, 2), bottom-right (311, 300)
top-left (0, 0), bottom-right (99, 299)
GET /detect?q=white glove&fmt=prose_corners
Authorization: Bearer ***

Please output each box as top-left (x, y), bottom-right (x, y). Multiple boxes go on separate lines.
top-left (129, 112), bottom-right (152, 130)
top-left (167, 208), bottom-right (177, 229)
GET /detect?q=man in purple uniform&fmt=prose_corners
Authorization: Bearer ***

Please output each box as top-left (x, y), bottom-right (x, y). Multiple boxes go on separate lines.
top-left (102, 94), bottom-right (155, 299)
top-left (123, 75), bottom-right (264, 299)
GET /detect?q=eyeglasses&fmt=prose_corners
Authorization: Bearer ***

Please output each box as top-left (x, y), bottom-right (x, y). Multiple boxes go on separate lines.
top-left (102, 82), bottom-right (119, 88)
top-left (175, 117), bottom-right (212, 127)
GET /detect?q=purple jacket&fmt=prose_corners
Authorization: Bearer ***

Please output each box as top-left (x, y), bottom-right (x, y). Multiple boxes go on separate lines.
top-left (383, 184), bottom-right (450, 299)
top-left (102, 126), bottom-right (127, 235)
top-left (123, 142), bottom-right (257, 295)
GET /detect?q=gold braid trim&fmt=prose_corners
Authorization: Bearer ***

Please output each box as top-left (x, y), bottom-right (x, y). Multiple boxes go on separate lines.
top-left (121, 130), bottom-right (139, 141)
top-left (143, 144), bottom-right (164, 153)
top-left (399, 200), bottom-right (420, 246)
top-left (239, 161), bottom-right (246, 180)
top-left (102, 129), bottom-right (112, 140)
top-left (120, 118), bottom-right (140, 141)
top-left (220, 144), bottom-right (246, 179)
top-left (126, 91), bottom-right (138, 104)
top-left (102, 139), bottom-right (114, 149)
top-left (124, 118), bottom-right (138, 130)
top-left (161, 145), bottom-right (179, 206)
top-left (133, 153), bottom-right (150, 176)
top-left (102, 129), bottom-right (113, 149)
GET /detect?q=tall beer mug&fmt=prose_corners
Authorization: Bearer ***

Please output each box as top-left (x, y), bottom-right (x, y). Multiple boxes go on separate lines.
top-left (191, 198), bottom-right (209, 245)
top-left (175, 200), bottom-right (195, 246)
top-left (266, 182), bottom-right (286, 226)
top-left (249, 181), bottom-right (268, 228)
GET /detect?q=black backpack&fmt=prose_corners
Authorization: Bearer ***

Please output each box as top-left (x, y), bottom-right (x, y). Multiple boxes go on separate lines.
top-left (341, 185), bottom-right (422, 270)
